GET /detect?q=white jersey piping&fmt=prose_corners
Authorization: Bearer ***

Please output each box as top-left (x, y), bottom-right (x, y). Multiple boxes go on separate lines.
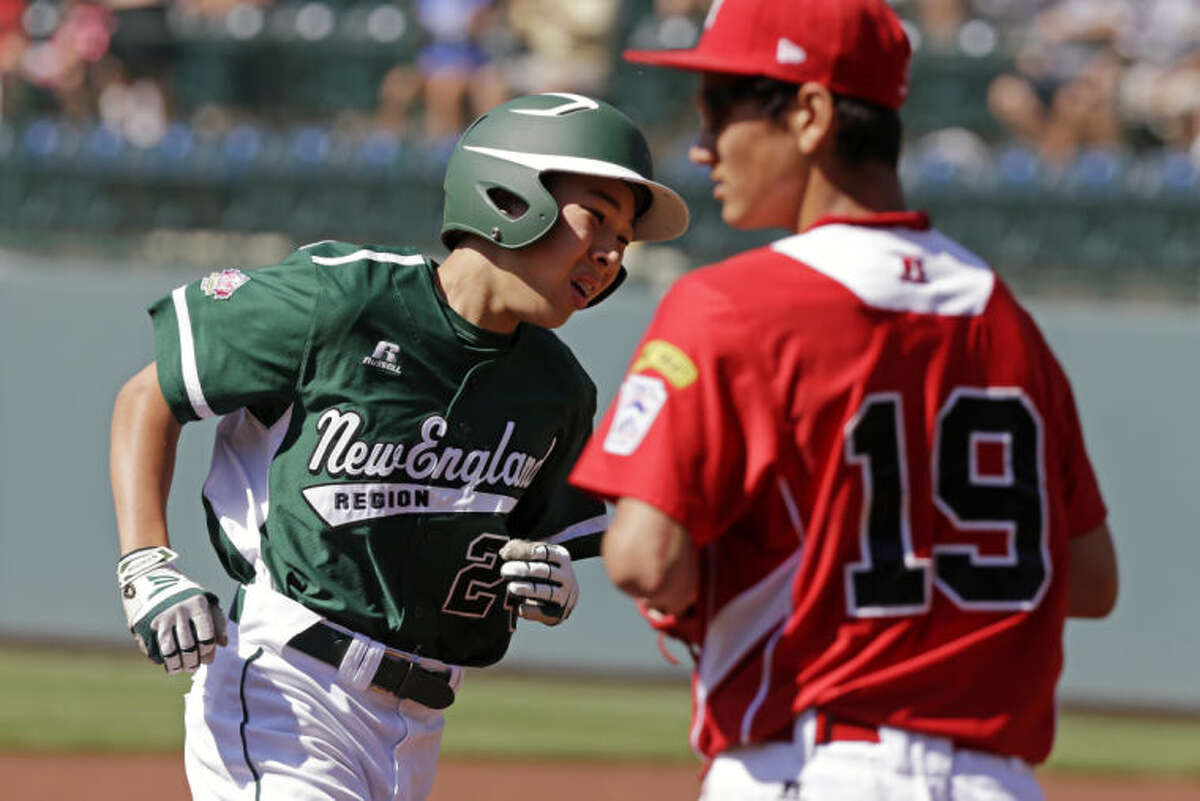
top-left (171, 285), bottom-right (215, 419)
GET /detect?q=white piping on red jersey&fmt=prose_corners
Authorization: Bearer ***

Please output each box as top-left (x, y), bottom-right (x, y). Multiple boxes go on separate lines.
top-left (777, 478), bottom-right (805, 541)
top-left (733, 480), bottom-right (805, 744)
top-left (771, 224), bottom-right (995, 316)
top-left (691, 548), bottom-right (803, 751)
top-left (740, 623), bottom-right (788, 743)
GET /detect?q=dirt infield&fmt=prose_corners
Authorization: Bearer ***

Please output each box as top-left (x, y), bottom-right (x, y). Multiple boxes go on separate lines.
top-left (2, 753), bottom-right (1199, 800)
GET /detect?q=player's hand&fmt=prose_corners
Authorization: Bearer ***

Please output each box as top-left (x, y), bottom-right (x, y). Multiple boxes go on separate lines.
top-left (117, 546), bottom-right (228, 674)
top-left (499, 540), bottom-right (579, 626)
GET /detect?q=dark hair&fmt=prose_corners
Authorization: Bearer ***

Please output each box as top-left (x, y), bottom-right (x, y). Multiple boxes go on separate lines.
top-left (701, 76), bottom-right (902, 167)
top-left (831, 93), bottom-right (902, 168)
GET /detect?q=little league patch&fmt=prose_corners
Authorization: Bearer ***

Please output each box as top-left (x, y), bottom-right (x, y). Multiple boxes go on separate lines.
top-left (603, 373), bottom-right (667, 456)
top-left (201, 268), bottom-right (250, 300)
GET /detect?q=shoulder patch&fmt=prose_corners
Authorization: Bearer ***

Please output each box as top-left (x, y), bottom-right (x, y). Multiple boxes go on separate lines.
top-left (603, 374), bottom-right (667, 456)
top-left (200, 268), bottom-right (250, 300)
top-left (631, 339), bottom-right (697, 389)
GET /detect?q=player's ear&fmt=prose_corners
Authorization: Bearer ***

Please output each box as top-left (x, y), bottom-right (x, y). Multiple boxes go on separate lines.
top-left (792, 82), bottom-right (835, 156)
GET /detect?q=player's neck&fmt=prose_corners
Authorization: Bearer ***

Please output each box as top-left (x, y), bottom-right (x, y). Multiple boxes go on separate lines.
top-left (795, 161), bottom-right (907, 232)
top-left (436, 248), bottom-right (521, 335)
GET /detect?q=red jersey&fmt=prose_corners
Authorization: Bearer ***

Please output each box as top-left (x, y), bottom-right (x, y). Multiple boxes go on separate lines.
top-left (570, 212), bottom-right (1107, 764)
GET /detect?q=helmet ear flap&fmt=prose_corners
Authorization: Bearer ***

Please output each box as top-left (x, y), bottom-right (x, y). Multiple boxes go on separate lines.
top-left (443, 156), bottom-right (559, 248)
top-left (586, 266), bottom-right (627, 308)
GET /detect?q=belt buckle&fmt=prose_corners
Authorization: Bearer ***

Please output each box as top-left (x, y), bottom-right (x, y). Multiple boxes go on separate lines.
top-left (379, 650), bottom-right (455, 709)
top-left (383, 647), bottom-right (412, 663)
top-left (371, 649), bottom-right (415, 696)
top-left (386, 649), bottom-right (452, 681)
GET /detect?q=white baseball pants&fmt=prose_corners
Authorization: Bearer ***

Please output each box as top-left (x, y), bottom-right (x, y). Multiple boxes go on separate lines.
top-left (699, 710), bottom-right (1044, 801)
top-left (183, 583), bottom-right (464, 801)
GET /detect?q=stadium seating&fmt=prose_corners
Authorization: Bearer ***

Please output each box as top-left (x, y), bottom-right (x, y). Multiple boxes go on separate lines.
top-left (0, 2), bottom-right (1195, 289)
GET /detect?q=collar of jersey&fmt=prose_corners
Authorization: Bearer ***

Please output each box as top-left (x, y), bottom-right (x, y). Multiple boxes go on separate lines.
top-left (803, 210), bottom-right (931, 233)
top-left (422, 261), bottom-right (516, 351)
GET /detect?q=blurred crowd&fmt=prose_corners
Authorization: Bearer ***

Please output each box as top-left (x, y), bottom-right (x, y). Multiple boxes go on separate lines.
top-left (1, 0), bottom-right (1200, 167)
top-left (0, 0), bottom-right (708, 155)
top-left (979, 0), bottom-right (1200, 164)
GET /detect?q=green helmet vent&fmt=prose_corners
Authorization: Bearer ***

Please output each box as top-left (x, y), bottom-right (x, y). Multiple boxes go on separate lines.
top-left (485, 186), bottom-right (530, 221)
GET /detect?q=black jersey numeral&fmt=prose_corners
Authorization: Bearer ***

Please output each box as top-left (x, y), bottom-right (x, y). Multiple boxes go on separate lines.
top-left (845, 390), bottom-right (1049, 617)
top-left (442, 534), bottom-right (519, 630)
top-left (845, 394), bottom-right (930, 615)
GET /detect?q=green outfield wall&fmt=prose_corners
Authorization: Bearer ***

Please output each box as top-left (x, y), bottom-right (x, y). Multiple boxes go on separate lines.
top-left (2, 248), bottom-right (1196, 709)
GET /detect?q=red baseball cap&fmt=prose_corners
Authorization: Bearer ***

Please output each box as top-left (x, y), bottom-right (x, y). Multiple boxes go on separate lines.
top-left (624, 0), bottom-right (912, 110)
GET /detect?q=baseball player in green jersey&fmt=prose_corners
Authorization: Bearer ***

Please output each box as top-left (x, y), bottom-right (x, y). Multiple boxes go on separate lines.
top-left (109, 92), bottom-right (689, 801)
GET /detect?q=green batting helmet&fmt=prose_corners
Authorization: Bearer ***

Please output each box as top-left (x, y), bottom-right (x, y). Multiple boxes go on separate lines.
top-left (440, 92), bottom-right (690, 306)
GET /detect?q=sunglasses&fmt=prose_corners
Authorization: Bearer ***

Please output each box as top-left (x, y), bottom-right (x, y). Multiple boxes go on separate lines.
top-left (698, 77), bottom-right (800, 130)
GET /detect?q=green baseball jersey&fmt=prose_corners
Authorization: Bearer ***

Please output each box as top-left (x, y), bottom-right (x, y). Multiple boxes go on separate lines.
top-left (149, 241), bottom-right (606, 666)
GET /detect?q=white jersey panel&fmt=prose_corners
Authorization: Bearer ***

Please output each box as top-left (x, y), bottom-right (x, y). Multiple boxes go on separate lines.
top-left (202, 406), bottom-right (293, 586)
top-left (771, 225), bottom-right (995, 316)
top-left (695, 547), bottom-right (801, 718)
top-left (688, 548), bottom-right (800, 752)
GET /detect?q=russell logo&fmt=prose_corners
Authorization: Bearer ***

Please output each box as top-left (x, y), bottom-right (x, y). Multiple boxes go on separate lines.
top-left (363, 340), bottom-right (403, 374)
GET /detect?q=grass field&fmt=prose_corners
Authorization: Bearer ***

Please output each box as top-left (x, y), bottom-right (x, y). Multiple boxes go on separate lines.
top-left (1, 644), bottom-right (1197, 776)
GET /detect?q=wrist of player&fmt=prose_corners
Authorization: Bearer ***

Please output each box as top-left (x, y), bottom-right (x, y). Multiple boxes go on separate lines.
top-left (638, 598), bottom-right (703, 644)
top-left (499, 539), bottom-right (579, 626)
top-left (117, 546), bottom-right (228, 674)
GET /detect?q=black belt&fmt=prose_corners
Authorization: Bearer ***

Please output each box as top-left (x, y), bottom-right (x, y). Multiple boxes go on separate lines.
top-left (285, 622), bottom-right (456, 710)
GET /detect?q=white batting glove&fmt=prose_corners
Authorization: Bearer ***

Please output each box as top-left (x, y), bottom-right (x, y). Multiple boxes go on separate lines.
top-left (499, 540), bottom-right (579, 626)
top-left (117, 546), bottom-right (228, 674)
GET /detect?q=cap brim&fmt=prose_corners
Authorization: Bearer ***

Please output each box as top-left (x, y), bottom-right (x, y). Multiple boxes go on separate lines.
top-left (624, 48), bottom-right (767, 78)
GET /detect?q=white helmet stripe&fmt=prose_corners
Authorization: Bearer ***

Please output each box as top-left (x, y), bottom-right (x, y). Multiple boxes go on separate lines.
top-left (463, 145), bottom-right (647, 182)
top-left (509, 92), bottom-right (600, 117)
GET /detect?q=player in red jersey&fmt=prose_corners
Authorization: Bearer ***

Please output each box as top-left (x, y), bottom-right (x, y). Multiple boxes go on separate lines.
top-left (569, 0), bottom-right (1118, 798)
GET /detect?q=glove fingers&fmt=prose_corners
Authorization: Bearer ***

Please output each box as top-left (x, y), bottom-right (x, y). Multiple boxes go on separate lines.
top-left (194, 602), bottom-right (225, 665)
top-left (180, 621), bottom-right (202, 672)
top-left (160, 628), bottom-right (183, 674)
top-left (149, 594), bottom-right (223, 675)
top-left (499, 561), bottom-right (526, 580)
top-left (191, 600), bottom-right (217, 644)
top-left (500, 560), bottom-right (557, 582)
top-left (498, 539), bottom-right (541, 561)
top-left (175, 607), bottom-right (199, 653)
top-left (198, 638), bottom-right (218, 665)
top-left (507, 580), bottom-right (561, 604)
top-left (518, 600), bottom-right (568, 625)
top-left (499, 539), bottom-right (565, 563)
